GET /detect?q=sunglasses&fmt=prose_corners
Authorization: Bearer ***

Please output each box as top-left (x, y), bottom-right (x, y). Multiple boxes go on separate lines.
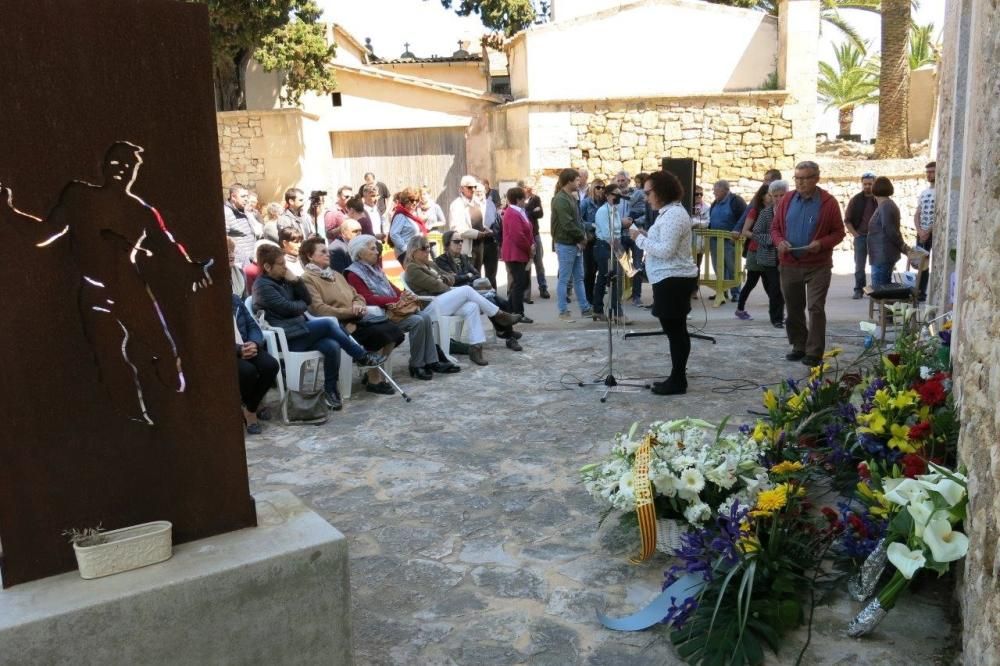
top-left (450, 239), bottom-right (463, 244)
top-left (594, 185), bottom-right (605, 190)
top-left (419, 246), bottom-right (430, 251)
top-left (695, 192), bottom-right (703, 197)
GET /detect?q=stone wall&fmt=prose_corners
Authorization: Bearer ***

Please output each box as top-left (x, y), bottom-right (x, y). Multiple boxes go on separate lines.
top-left (217, 113), bottom-right (266, 191)
top-left (949, 0), bottom-right (1000, 662)
top-left (564, 93), bottom-right (796, 195)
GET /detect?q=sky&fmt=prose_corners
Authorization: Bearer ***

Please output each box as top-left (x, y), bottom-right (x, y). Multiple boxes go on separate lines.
top-left (322, 0), bottom-right (946, 140)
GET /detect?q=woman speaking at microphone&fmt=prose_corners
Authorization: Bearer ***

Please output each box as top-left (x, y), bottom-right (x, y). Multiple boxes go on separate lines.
top-left (628, 171), bottom-right (699, 395)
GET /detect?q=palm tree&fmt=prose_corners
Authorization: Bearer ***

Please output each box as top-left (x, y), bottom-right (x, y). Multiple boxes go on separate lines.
top-left (909, 22), bottom-right (940, 69)
top-left (818, 42), bottom-right (880, 137)
top-left (874, 0), bottom-right (912, 157)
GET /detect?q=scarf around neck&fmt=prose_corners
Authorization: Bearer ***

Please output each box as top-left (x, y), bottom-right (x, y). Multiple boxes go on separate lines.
top-left (305, 262), bottom-right (336, 280)
top-left (345, 260), bottom-right (397, 298)
top-left (392, 204), bottom-right (428, 234)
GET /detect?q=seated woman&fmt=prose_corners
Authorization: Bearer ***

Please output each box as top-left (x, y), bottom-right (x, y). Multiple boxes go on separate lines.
top-left (345, 234), bottom-right (459, 380)
top-left (299, 237), bottom-right (403, 396)
top-left (436, 229), bottom-right (528, 346)
top-left (278, 226), bottom-right (305, 278)
top-left (388, 187), bottom-right (428, 264)
top-left (232, 294), bottom-right (279, 434)
top-left (252, 244), bottom-right (385, 410)
top-left (403, 235), bottom-right (522, 366)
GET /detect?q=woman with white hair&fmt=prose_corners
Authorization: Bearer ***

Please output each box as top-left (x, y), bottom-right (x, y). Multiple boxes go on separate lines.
top-left (345, 234), bottom-right (458, 380)
top-left (402, 235), bottom-right (522, 366)
top-left (738, 179), bottom-right (787, 328)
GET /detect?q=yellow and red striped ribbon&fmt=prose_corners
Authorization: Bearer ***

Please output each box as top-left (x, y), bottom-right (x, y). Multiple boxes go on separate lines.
top-left (630, 434), bottom-right (658, 563)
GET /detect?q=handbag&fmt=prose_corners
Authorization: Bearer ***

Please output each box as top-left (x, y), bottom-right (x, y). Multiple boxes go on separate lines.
top-left (281, 357), bottom-right (329, 425)
top-left (387, 298), bottom-right (421, 322)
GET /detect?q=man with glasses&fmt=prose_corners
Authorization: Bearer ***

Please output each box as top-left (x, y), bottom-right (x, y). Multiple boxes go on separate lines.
top-left (771, 161), bottom-right (845, 367)
top-left (448, 174), bottom-right (490, 271)
top-left (708, 180), bottom-right (747, 302)
top-left (844, 172), bottom-right (878, 299)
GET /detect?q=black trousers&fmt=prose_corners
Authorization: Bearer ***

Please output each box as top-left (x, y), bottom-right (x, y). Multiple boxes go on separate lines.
top-left (508, 261), bottom-right (529, 314)
top-left (737, 266), bottom-right (785, 324)
top-left (917, 233), bottom-right (932, 299)
top-left (237, 350), bottom-right (279, 411)
top-left (652, 276), bottom-right (698, 384)
top-left (582, 236), bottom-right (597, 304)
top-left (483, 238), bottom-right (499, 290)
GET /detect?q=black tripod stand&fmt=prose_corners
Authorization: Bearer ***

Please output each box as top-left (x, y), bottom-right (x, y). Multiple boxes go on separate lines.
top-left (578, 198), bottom-right (647, 402)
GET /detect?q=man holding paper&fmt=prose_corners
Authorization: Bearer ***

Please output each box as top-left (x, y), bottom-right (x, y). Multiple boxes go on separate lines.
top-left (771, 161), bottom-right (846, 367)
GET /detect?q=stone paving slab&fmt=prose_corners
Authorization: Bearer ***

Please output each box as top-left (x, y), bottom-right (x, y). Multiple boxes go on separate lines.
top-left (247, 316), bottom-right (953, 665)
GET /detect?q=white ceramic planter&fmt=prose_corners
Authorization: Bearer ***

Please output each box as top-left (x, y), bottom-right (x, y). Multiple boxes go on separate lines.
top-left (656, 517), bottom-right (688, 556)
top-left (73, 521), bottom-right (173, 579)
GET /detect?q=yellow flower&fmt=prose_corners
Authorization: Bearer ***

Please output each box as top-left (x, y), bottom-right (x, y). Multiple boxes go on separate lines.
top-left (888, 423), bottom-right (916, 453)
top-left (856, 482), bottom-right (893, 518)
top-left (942, 320), bottom-right (952, 330)
top-left (770, 461), bottom-right (804, 475)
top-left (890, 390), bottom-right (919, 410)
top-left (873, 388), bottom-right (891, 411)
top-left (858, 409), bottom-right (887, 435)
top-left (738, 536), bottom-right (760, 554)
top-left (823, 348), bottom-right (842, 359)
top-left (808, 363), bottom-right (831, 382)
top-left (787, 389), bottom-right (810, 413)
top-left (762, 389), bottom-right (778, 411)
top-left (755, 486), bottom-right (789, 512)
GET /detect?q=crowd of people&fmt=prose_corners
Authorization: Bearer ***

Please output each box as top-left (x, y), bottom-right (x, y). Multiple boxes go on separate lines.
top-left (224, 159), bottom-right (937, 431)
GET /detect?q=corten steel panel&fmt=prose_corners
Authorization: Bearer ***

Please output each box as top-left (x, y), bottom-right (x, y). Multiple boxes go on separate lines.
top-left (0, 0), bottom-right (256, 587)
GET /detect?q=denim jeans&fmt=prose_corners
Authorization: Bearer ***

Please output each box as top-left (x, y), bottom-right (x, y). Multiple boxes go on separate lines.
top-left (592, 240), bottom-right (621, 316)
top-left (853, 234), bottom-right (868, 292)
top-left (555, 242), bottom-right (590, 314)
top-left (288, 318), bottom-right (367, 394)
top-left (870, 263), bottom-right (894, 288)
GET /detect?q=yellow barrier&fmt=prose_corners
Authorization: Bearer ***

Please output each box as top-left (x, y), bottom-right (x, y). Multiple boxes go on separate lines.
top-left (693, 229), bottom-right (745, 307)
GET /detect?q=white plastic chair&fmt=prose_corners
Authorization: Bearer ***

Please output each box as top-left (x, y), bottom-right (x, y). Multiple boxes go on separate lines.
top-left (303, 312), bottom-right (393, 400)
top-left (400, 276), bottom-right (463, 363)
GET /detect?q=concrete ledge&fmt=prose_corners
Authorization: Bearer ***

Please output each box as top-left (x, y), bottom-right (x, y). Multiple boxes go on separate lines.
top-left (0, 491), bottom-right (352, 665)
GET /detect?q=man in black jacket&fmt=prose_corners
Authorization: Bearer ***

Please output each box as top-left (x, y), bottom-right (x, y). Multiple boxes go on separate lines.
top-left (844, 172), bottom-right (877, 299)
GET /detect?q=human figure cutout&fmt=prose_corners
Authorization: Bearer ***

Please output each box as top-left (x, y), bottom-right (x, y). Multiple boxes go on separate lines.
top-left (0, 141), bottom-right (212, 425)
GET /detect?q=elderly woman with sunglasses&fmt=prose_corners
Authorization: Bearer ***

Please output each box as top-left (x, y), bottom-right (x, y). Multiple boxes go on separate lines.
top-left (403, 235), bottom-right (522, 366)
top-left (345, 234), bottom-right (458, 380)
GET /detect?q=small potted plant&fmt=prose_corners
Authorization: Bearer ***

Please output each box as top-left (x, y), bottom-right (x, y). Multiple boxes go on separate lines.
top-left (64, 521), bottom-right (173, 579)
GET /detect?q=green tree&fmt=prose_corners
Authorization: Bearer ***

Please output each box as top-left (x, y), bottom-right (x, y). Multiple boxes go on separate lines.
top-left (909, 22), bottom-right (940, 69)
top-left (437, 0), bottom-right (537, 35)
top-left (818, 42), bottom-right (879, 136)
top-left (874, 0), bottom-right (912, 157)
top-left (194, 0), bottom-right (336, 111)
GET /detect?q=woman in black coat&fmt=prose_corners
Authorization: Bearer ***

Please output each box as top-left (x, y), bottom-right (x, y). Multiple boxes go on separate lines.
top-left (232, 294), bottom-right (279, 434)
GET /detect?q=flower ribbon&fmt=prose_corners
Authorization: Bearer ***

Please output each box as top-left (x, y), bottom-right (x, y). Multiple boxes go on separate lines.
top-left (630, 434), bottom-right (657, 564)
top-left (597, 573), bottom-right (705, 631)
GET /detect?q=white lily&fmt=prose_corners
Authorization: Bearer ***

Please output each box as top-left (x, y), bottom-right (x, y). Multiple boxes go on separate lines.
top-left (917, 477), bottom-right (966, 507)
top-left (887, 542), bottom-right (926, 579)
top-left (679, 468), bottom-right (706, 494)
top-left (884, 478), bottom-right (930, 507)
top-left (922, 517), bottom-right (969, 563)
top-left (906, 498), bottom-right (936, 537)
top-left (618, 471), bottom-right (636, 502)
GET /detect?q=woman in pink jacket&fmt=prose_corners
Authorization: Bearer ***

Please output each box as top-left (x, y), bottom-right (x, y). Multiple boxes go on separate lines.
top-left (501, 186), bottom-right (535, 317)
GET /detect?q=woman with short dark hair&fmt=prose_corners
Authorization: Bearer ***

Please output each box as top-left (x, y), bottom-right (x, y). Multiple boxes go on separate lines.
top-left (501, 187), bottom-right (534, 319)
top-left (867, 176), bottom-right (906, 288)
top-left (278, 226), bottom-right (304, 277)
top-left (628, 170), bottom-right (699, 395)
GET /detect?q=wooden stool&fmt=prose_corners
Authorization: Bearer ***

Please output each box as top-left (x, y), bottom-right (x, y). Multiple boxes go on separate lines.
top-left (865, 285), bottom-right (918, 342)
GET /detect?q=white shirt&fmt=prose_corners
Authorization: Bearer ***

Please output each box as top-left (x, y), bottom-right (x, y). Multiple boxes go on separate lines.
top-left (635, 203), bottom-right (699, 283)
top-left (917, 187), bottom-right (935, 231)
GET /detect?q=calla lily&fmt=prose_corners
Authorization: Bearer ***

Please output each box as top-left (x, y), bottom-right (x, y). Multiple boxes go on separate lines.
top-left (918, 477), bottom-right (966, 507)
top-left (906, 498), bottom-right (935, 537)
top-left (922, 518), bottom-right (969, 563)
top-left (887, 542), bottom-right (926, 579)
top-left (884, 478), bottom-right (929, 507)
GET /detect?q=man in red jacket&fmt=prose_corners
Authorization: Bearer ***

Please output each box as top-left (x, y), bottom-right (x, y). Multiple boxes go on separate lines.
top-left (771, 161), bottom-right (846, 366)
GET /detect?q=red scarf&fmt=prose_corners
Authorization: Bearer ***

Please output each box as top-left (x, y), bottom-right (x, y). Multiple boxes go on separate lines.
top-left (393, 204), bottom-right (428, 234)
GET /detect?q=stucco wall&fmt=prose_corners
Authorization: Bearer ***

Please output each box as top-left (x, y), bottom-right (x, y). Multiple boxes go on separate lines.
top-left (375, 61), bottom-right (485, 91)
top-left (950, 0), bottom-right (1000, 661)
top-left (508, 0), bottom-right (777, 100)
top-left (908, 66), bottom-right (938, 144)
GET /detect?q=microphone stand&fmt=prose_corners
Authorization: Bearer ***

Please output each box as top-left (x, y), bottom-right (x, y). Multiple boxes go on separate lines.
top-left (578, 196), bottom-right (647, 402)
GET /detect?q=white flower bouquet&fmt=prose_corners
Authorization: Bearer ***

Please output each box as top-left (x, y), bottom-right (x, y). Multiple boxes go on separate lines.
top-left (581, 418), bottom-right (771, 528)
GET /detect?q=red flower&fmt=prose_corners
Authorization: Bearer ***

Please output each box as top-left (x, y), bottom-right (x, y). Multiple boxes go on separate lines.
top-left (901, 454), bottom-right (928, 478)
top-left (821, 507), bottom-right (839, 523)
top-left (857, 461), bottom-right (871, 480)
top-left (848, 514), bottom-right (869, 538)
top-left (916, 380), bottom-right (946, 407)
top-left (908, 421), bottom-right (932, 440)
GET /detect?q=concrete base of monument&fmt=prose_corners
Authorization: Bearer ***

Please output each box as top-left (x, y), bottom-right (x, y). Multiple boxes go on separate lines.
top-left (0, 490), bottom-right (353, 665)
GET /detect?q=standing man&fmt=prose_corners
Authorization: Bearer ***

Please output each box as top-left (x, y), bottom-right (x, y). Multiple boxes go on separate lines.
top-left (245, 191), bottom-right (264, 239)
top-left (552, 168), bottom-right (592, 320)
top-left (914, 161), bottom-right (936, 302)
top-left (771, 161), bottom-right (846, 367)
top-left (449, 175), bottom-right (490, 271)
top-left (224, 182), bottom-right (257, 267)
top-left (708, 180), bottom-right (747, 301)
top-left (844, 172), bottom-right (878, 299)
top-left (359, 172), bottom-right (390, 217)
top-left (324, 185), bottom-right (353, 239)
top-left (280, 188), bottom-right (316, 239)
top-left (522, 178), bottom-right (550, 301)
top-left (361, 185), bottom-right (385, 238)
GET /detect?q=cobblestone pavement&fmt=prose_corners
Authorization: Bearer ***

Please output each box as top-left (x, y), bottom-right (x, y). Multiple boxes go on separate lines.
top-left (247, 316), bottom-right (953, 665)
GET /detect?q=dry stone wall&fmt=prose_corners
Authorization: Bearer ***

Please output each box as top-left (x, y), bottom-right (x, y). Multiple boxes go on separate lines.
top-left (217, 114), bottom-right (265, 191)
top-left (566, 94), bottom-right (797, 196)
